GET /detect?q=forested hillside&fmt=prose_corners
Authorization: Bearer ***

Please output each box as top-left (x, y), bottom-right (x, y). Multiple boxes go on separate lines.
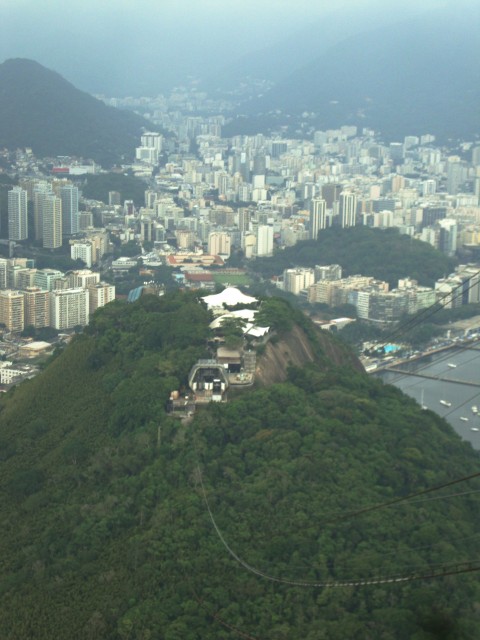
top-left (0, 59), bottom-right (153, 166)
top-left (251, 227), bottom-right (456, 287)
top-left (0, 292), bottom-right (478, 639)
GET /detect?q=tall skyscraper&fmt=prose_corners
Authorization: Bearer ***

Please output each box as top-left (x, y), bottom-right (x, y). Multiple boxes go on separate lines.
top-left (8, 187), bottom-right (28, 241)
top-left (339, 192), bottom-right (358, 228)
top-left (310, 198), bottom-right (327, 240)
top-left (43, 195), bottom-right (62, 249)
top-left (58, 184), bottom-right (79, 236)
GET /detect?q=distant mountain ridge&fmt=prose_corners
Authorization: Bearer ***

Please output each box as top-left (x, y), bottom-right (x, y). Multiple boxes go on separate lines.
top-left (227, 8), bottom-right (480, 142)
top-left (0, 58), bottom-right (154, 166)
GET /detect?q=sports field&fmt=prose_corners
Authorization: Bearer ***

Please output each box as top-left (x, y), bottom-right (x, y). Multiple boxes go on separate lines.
top-left (212, 273), bottom-right (252, 286)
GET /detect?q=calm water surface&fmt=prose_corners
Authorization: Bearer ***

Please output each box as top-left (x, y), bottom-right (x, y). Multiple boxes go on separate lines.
top-left (375, 346), bottom-right (480, 450)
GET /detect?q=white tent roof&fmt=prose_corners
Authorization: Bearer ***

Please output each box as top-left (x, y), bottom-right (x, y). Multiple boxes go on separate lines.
top-left (202, 287), bottom-right (258, 310)
top-left (209, 309), bottom-right (258, 330)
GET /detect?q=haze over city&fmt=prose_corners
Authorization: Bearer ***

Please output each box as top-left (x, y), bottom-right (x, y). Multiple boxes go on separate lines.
top-left (1, 0), bottom-right (477, 94)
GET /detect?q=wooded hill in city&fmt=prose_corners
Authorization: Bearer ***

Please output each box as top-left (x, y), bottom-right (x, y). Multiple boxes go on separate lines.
top-left (0, 291), bottom-right (478, 639)
top-left (250, 226), bottom-right (456, 287)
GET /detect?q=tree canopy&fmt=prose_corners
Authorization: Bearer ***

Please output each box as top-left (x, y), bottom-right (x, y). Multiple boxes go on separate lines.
top-left (250, 226), bottom-right (456, 288)
top-left (0, 291), bottom-right (478, 638)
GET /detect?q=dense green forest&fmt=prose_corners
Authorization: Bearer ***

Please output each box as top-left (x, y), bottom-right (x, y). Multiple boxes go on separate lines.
top-left (0, 59), bottom-right (153, 167)
top-left (82, 173), bottom-right (149, 207)
top-left (251, 227), bottom-right (456, 287)
top-left (0, 292), bottom-right (479, 638)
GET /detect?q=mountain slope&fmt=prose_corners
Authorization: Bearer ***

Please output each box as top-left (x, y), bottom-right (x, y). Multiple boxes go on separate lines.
top-left (230, 8), bottom-right (480, 142)
top-left (0, 292), bottom-right (479, 638)
top-left (0, 58), bottom-right (153, 166)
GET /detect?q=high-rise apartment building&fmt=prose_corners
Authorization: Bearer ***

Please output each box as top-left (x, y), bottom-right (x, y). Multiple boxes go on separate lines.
top-left (49, 288), bottom-right (89, 330)
top-left (87, 282), bottom-right (116, 315)
top-left (71, 242), bottom-right (93, 268)
top-left (58, 184), bottom-right (79, 235)
top-left (42, 195), bottom-right (62, 249)
top-left (34, 269), bottom-right (64, 291)
top-left (68, 269), bottom-right (100, 289)
top-left (208, 232), bottom-right (231, 258)
top-left (321, 183), bottom-right (341, 208)
top-left (8, 187), bottom-right (28, 241)
top-left (256, 225), bottom-right (274, 257)
top-left (0, 259), bottom-right (8, 289)
top-left (310, 198), bottom-right (327, 240)
top-left (339, 192), bottom-right (358, 228)
top-left (33, 184), bottom-right (52, 241)
top-left (24, 287), bottom-right (50, 328)
top-left (15, 268), bottom-right (37, 290)
top-left (0, 290), bottom-right (24, 332)
top-left (283, 268), bottom-right (315, 295)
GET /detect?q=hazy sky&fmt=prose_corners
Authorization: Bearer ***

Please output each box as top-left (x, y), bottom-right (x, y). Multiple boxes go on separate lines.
top-left (0, 0), bottom-right (475, 95)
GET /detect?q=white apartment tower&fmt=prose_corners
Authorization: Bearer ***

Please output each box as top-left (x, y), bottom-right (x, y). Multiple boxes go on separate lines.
top-left (71, 242), bottom-right (93, 268)
top-left (310, 198), bottom-right (327, 240)
top-left (8, 187), bottom-right (28, 241)
top-left (339, 192), bottom-right (357, 228)
top-left (208, 232), bottom-right (231, 258)
top-left (42, 195), bottom-right (62, 249)
top-left (49, 288), bottom-right (89, 329)
top-left (33, 183), bottom-right (52, 241)
top-left (256, 225), bottom-right (274, 257)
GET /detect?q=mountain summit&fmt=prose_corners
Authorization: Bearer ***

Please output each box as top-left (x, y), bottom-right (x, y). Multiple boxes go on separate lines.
top-left (0, 58), bottom-right (152, 166)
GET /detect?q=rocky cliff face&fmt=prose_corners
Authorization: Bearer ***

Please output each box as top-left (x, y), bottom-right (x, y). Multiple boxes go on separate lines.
top-left (254, 324), bottom-right (363, 386)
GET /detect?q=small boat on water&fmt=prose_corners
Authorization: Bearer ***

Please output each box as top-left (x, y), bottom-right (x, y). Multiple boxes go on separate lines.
top-left (471, 427), bottom-right (479, 432)
top-left (447, 363), bottom-right (457, 368)
top-left (472, 406), bottom-right (479, 414)
top-left (440, 400), bottom-right (452, 407)
top-left (460, 417), bottom-right (469, 422)
top-left (420, 389), bottom-right (427, 410)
